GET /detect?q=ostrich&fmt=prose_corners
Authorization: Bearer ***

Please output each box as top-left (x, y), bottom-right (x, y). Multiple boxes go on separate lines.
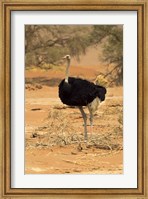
top-left (58, 55), bottom-right (107, 140)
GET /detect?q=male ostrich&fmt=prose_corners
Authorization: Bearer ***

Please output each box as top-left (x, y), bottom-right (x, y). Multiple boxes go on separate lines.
top-left (58, 55), bottom-right (107, 140)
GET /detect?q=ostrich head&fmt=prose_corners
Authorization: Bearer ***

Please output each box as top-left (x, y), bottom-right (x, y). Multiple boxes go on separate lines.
top-left (63, 55), bottom-right (71, 61)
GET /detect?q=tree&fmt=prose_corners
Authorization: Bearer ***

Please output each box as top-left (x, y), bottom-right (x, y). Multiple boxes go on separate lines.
top-left (25, 25), bottom-right (123, 85)
top-left (25, 25), bottom-right (91, 69)
top-left (90, 25), bottom-right (123, 85)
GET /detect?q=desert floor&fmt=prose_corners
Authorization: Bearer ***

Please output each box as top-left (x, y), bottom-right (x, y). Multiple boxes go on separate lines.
top-left (25, 62), bottom-right (123, 174)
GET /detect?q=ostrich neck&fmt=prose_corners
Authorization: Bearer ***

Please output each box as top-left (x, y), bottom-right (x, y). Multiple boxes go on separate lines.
top-left (65, 59), bottom-right (70, 83)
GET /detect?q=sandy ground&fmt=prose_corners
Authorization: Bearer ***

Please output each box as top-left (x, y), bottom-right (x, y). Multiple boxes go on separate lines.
top-left (25, 64), bottom-right (123, 174)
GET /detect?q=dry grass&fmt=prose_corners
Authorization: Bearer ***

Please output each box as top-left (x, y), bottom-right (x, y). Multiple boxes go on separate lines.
top-left (26, 97), bottom-right (123, 153)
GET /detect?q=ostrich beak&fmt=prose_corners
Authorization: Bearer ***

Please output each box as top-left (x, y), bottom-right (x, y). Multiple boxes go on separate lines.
top-left (62, 55), bottom-right (67, 59)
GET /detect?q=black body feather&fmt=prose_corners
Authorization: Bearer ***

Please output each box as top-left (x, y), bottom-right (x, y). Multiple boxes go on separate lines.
top-left (58, 77), bottom-right (106, 106)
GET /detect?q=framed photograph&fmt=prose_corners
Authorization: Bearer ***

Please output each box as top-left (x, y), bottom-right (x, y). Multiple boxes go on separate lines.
top-left (0, 0), bottom-right (147, 198)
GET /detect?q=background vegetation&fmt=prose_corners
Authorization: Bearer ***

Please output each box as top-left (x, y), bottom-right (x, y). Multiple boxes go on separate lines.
top-left (25, 25), bottom-right (123, 85)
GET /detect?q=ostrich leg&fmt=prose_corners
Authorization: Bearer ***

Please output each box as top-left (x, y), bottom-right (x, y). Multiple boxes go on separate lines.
top-left (78, 106), bottom-right (88, 140)
top-left (89, 111), bottom-right (94, 127)
top-left (87, 106), bottom-right (94, 134)
top-left (88, 111), bottom-right (94, 135)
